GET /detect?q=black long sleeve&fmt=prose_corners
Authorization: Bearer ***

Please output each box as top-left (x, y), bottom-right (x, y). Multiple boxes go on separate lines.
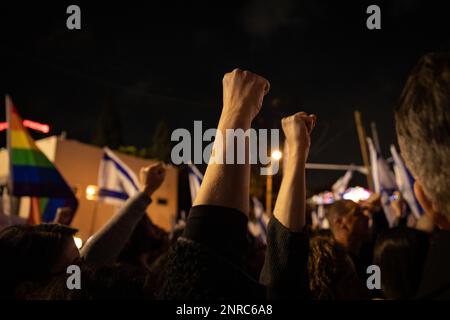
top-left (260, 216), bottom-right (310, 299)
top-left (158, 205), bottom-right (265, 300)
top-left (260, 217), bottom-right (309, 299)
top-left (417, 230), bottom-right (450, 299)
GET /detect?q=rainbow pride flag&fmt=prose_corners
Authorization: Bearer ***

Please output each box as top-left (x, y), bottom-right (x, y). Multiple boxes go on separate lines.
top-left (6, 95), bottom-right (78, 224)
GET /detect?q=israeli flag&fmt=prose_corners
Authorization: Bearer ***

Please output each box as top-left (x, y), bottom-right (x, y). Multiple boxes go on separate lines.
top-left (248, 197), bottom-right (269, 244)
top-left (332, 170), bottom-right (353, 199)
top-left (367, 138), bottom-right (398, 227)
top-left (390, 145), bottom-right (423, 219)
top-left (98, 147), bottom-right (140, 206)
top-left (187, 164), bottom-right (203, 205)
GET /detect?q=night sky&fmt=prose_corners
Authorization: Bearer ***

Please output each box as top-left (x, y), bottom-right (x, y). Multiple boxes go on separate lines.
top-left (2, 0), bottom-right (450, 191)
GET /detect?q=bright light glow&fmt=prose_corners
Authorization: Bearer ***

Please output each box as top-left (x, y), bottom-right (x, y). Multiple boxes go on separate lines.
top-left (343, 187), bottom-right (372, 203)
top-left (73, 236), bottom-right (83, 249)
top-left (85, 185), bottom-right (98, 201)
top-left (271, 150), bottom-right (282, 161)
top-left (23, 120), bottom-right (50, 134)
top-left (0, 120), bottom-right (50, 133)
top-left (312, 191), bottom-right (335, 205)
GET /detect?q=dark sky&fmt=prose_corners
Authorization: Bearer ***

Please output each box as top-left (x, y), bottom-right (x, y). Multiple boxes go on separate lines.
top-left (2, 0), bottom-right (450, 190)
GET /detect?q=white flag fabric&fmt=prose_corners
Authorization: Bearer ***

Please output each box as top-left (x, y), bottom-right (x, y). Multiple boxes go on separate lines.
top-left (187, 164), bottom-right (203, 205)
top-left (317, 204), bottom-right (330, 229)
top-left (390, 145), bottom-right (423, 219)
top-left (332, 170), bottom-right (353, 199)
top-left (367, 138), bottom-right (398, 227)
top-left (98, 147), bottom-right (140, 206)
top-left (248, 197), bottom-right (269, 244)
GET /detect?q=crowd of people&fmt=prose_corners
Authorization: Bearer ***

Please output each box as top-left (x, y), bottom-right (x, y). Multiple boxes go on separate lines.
top-left (0, 52), bottom-right (449, 300)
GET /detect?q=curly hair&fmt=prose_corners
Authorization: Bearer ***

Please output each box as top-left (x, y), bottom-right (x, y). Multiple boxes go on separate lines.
top-left (308, 233), bottom-right (349, 300)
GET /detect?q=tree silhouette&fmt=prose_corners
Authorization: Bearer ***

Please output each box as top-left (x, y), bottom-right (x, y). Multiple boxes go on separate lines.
top-left (92, 98), bottom-right (123, 149)
top-left (147, 120), bottom-right (171, 162)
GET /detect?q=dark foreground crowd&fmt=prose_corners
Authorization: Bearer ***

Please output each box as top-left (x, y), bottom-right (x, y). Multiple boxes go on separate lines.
top-left (0, 52), bottom-right (449, 300)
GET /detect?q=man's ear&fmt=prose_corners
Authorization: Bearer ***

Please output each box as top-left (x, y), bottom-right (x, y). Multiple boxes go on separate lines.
top-left (414, 182), bottom-right (433, 214)
top-left (414, 181), bottom-right (450, 230)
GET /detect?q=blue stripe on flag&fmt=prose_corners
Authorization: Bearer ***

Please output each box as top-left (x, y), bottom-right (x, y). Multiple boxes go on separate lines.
top-left (99, 188), bottom-right (130, 200)
top-left (12, 166), bottom-right (63, 184)
top-left (187, 165), bottom-right (203, 185)
top-left (103, 153), bottom-right (139, 191)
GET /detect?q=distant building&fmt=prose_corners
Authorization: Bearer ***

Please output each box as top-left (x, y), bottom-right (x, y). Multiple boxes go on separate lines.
top-left (0, 136), bottom-right (178, 241)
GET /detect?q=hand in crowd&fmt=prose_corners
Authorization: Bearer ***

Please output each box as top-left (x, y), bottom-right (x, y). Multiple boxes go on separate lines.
top-left (222, 68), bottom-right (270, 124)
top-left (359, 192), bottom-right (381, 215)
top-left (281, 112), bottom-right (316, 162)
top-left (390, 191), bottom-right (404, 219)
top-left (140, 162), bottom-right (166, 198)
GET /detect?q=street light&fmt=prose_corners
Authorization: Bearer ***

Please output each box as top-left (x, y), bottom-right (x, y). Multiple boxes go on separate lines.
top-left (85, 185), bottom-right (98, 201)
top-left (85, 185), bottom-right (99, 236)
top-left (266, 150), bottom-right (282, 216)
top-left (271, 150), bottom-right (282, 161)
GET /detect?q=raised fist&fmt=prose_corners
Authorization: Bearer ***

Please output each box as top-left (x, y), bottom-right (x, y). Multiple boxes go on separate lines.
top-left (281, 112), bottom-right (316, 159)
top-left (222, 68), bottom-right (270, 123)
top-left (140, 162), bottom-right (166, 197)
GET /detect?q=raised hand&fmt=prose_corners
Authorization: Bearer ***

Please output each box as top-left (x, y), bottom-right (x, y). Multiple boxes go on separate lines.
top-left (272, 112), bottom-right (317, 232)
top-left (222, 68), bottom-right (270, 124)
top-left (140, 162), bottom-right (166, 197)
top-left (281, 112), bottom-right (316, 162)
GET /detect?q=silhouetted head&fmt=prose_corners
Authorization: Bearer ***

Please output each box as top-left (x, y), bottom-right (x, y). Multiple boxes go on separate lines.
top-left (0, 223), bottom-right (79, 298)
top-left (374, 227), bottom-right (429, 299)
top-left (326, 200), bottom-right (369, 255)
top-left (118, 215), bottom-right (169, 269)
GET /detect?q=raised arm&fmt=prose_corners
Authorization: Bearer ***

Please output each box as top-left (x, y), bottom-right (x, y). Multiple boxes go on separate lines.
top-left (260, 112), bottom-right (316, 299)
top-left (81, 162), bottom-right (165, 265)
top-left (159, 70), bottom-right (270, 299)
top-left (274, 112), bottom-right (315, 231)
top-left (193, 69), bottom-right (270, 214)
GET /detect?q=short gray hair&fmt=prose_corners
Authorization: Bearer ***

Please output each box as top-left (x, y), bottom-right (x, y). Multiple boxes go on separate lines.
top-left (395, 52), bottom-right (450, 217)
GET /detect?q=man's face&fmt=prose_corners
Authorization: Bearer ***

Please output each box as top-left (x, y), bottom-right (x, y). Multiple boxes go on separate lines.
top-left (334, 208), bottom-right (369, 248)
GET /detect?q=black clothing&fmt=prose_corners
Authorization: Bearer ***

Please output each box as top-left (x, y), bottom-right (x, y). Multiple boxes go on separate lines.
top-left (158, 205), bottom-right (309, 299)
top-left (417, 230), bottom-right (450, 299)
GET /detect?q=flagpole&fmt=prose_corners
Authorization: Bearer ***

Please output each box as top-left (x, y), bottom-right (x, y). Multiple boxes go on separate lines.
top-left (5, 95), bottom-right (13, 210)
top-left (266, 163), bottom-right (273, 216)
top-left (354, 110), bottom-right (374, 190)
top-left (371, 121), bottom-right (381, 154)
top-left (89, 200), bottom-right (99, 236)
